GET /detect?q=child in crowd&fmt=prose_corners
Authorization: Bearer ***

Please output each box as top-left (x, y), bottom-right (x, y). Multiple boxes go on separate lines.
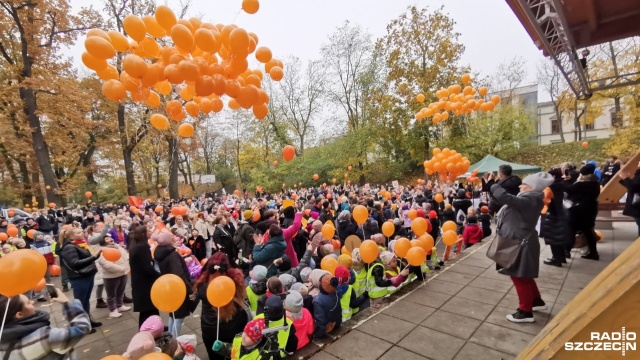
top-left (478, 206), bottom-right (492, 239)
top-left (462, 214), bottom-right (483, 250)
top-left (441, 204), bottom-right (456, 224)
top-left (428, 210), bottom-right (440, 241)
top-left (291, 282), bottom-right (313, 316)
top-left (256, 277), bottom-right (284, 316)
top-left (31, 232), bottom-right (55, 301)
top-left (186, 229), bottom-right (206, 261)
top-left (285, 290), bottom-right (315, 350)
top-left (211, 319), bottom-right (266, 359)
top-left (246, 265), bottom-right (267, 317)
top-left (313, 275), bottom-right (342, 338)
top-left (97, 234), bottom-right (131, 319)
top-left (335, 265), bottom-right (369, 322)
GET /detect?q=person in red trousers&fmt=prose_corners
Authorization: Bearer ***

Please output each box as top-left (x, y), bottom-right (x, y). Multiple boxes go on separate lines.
top-left (489, 172), bottom-right (554, 323)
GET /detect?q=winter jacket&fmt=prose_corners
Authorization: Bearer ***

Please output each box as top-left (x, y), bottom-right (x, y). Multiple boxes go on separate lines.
top-left (490, 184), bottom-right (543, 278)
top-left (234, 221), bottom-right (255, 260)
top-left (289, 308), bottom-right (315, 350)
top-left (0, 300), bottom-right (91, 359)
top-left (212, 225), bottom-right (237, 263)
top-left (337, 219), bottom-right (359, 242)
top-left (31, 239), bottom-right (55, 265)
top-left (253, 235), bottom-right (287, 277)
top-left (441, 209), bottom-right (456, 223)
top-left (108, 228), bottom-right (128, 248)
top-left (129, 243), bottom-right (160, 313)
top-left (621, 169), bottom-right (640, 219)
top-left (283, 213), bottom-right (303, 268)
top-left (194, 219), bottom-right (209, 240)
top-left (312, 275), bottom-right (342, 338)
top-left (186, 235), bottom-right (206, 261)
top-left (462, 224), bottom-right (483, 246)
top-left (478, 214), bottom-right (492, 239)
top-left (541, 179), bottom-right (572, 246)
top-left (59, 239), bottom-right (98, 280)
top-left (153, 245), bottom-right (194, 318)
top-left (278, 248), bottom-right (313, 282)
top-left (97, 244), bottom-right (129, 279)
top-left (484, 175), bottom-right (522, 214)
top-left (566, 175), bottom-right (600, 229)
top-left (601, 162), bottom-right (620, 185)
top-left (36, 214), bottom-right (56, 233)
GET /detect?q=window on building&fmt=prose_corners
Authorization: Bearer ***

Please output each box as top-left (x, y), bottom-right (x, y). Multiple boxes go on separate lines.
top-left (550, 117), bottom-right (560, 134)
top-left (610, 109), bottom-right (623, 127)
top-left (585, 122), bottom-right (594, 130)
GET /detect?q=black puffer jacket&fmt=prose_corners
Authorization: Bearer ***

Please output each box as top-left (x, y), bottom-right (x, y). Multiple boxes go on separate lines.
top-left (59, 239), bottom-right (98, 280)
top-left (484, 175), bottom-right (522, 214)
top-left (542, 179), bottom-right (571, 246)
top-left (621, 169), bottom-right (640, 218)
top-left (566, 175), bottom-right (600, 229)
top-left (153, 245), bottom-right (194, 319)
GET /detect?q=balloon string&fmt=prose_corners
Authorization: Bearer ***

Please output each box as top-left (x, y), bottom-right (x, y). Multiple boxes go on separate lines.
top-left (216, 307), bottom-right (220, 341)
top-left (172, 311), bottom-right (177, 337)
top-left (232, 9), bottom-right (241, 23)
top-left (0, 299), bottom-right (11, 342)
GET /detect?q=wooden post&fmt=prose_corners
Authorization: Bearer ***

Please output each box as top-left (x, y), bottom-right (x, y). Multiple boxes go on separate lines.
top-left (598, 150), bottom-right (640, 205)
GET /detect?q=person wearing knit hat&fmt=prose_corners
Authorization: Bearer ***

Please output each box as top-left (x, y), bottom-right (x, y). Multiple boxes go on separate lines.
top-left (367, 251), bottom-right (410, 302)
top-left (313, 274), bottom-right (342, 338)
top-left (151, 229), bottom-right (174, 246)
top-left (285, 290), bottom-right (315, 350)
top-left (300, 267), bottom-right (312, 284)
top-left (211, 318), bottom-right (267, 359)
top-left (123, 331), bottom-right (155, 360)
top-left (489, 171), bottom-right (555, 323)
top-left (349, 248), bottom-right (367, 297)
top-left (334, 265), bottom-right (369, 322)
top-left (242, 210), bottom-right (254, 221)
top-left (251, 295), bottom-right (299, 356)
top-left (428, 210), bottom-right (440, 243)
top-left (279, 274), bottom-right (297, 291)
top-left (246, 265), bottom-right (268, 317)
top-left (139, 315), bottom-right (164, 339)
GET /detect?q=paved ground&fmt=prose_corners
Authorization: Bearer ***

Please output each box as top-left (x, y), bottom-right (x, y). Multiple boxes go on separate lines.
top-left (39, 222), bottom-right (637, 359)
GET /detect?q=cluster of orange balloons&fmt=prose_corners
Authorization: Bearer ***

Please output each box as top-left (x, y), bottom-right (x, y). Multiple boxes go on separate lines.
top-left (379, 189), bottom-right (393, 201)
top-left (466, 168), bottom-right (481, 183)
top-left (170, 205), bottom-right (189, 216)
top-left (82, 4), bottom-right (283, 139)
top-left (414, 73), bottom-right (501, 124)
top-left (423, 147), bottom-right (471, 182)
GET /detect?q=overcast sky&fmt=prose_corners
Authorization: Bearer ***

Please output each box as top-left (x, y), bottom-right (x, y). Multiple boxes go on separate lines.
top-left (72, 0), bottom-right (546, 85)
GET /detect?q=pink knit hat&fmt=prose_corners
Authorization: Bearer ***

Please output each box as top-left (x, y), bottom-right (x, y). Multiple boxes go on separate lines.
top-left (139, 315), bottom-right (164, 339)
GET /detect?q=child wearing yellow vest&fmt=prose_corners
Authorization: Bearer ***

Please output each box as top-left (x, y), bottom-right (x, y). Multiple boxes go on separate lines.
top-left (246, 265), bottom-right (267, 317)
top-left (335, 265), bottom-right (369, 322)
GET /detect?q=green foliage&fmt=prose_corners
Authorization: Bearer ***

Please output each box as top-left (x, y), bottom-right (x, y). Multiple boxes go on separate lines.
top-left (506, 138), bottom-right (608, 171)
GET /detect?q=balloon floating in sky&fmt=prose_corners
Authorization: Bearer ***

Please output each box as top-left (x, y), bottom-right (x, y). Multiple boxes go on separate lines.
top-left (82, 4), bottom-right (283, 139)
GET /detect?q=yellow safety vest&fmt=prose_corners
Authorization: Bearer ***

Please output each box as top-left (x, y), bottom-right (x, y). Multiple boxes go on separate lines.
top-left (253, 314), bottom-right (292, 357)
top-left (352, 268), bottom-right (367, 297)
top-left (246, 285), bottom-right (260, 317)
top-left (367, 263), bottom-right (392, 299)
top-left (385, 268), bottom-right (407, 293)
top-left (230, 335), bottom-right (260, 360)
top-left (339, 285), bottom-right (358, 321)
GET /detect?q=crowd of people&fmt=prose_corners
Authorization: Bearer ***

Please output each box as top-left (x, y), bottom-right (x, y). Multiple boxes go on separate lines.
top-left (1, 156), bottom-right (639, 359)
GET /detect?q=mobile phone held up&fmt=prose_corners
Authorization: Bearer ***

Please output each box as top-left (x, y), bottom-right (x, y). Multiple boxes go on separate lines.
top-left (46, 284), bottom-right (58, 298)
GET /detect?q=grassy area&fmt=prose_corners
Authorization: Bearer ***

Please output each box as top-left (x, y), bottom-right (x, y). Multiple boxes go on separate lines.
top-left (505, 139), bottom-right (609, 171)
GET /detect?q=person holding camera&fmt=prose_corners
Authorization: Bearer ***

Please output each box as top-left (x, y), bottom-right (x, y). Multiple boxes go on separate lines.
top-left (252, 295), bottom-right (298, 358)
top-left (0, 288), bottom-right (92, 359)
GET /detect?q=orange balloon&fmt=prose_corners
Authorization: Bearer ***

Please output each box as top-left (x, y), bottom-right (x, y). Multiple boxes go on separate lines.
top-left (6, 226), bottom-right (18, 238)
top-left (178, 123), bottom-right (194, 137)
top-left (101, 355), bottom-right (128, 360)
top-left (194, 28), bottom-right (220, 52)
top-left (143, 15), bottom-right (166, 38)
top-left (442, 221), bottom-right (456, 233)
top-left (102, 80), bottom-right (126, 101)
top-left (408, 209), bottom-right (417, 220)
top-left (320, 257), bottom-right (338, 275)
top-left (49, 264), bottom-right (61, 276)
top-left (81, 51), bottom-right (108, 71)
top-left (206, 275), bottom-right (236, 307)
top-left (229, 28), bottom-right (250, 55)
top-left (406, 247), bottom-right (426, 266)
top-left (145, 91), bottom-right (161, 108)
top-left (382, 221), bottom-right (395, 237)
top-left (27, 229), bottom-right (37, 239)
top-left (123, 15), bottom-right (147, 42)
top-left (282, 145), bottom-right (295, 162)
top-left (33, 278), bottom-right (46, 292)
top-left (185, 101), bottom-right (199, 117)
top-left (313, 174), bottom-right (319, 181)
top-left (394, 238), bottom-right (411, 258)
top-left (102, 248), bottom-right (122, 262)
top-left (359, 240), bottom-right (379, 264)
top-left (139, 353), bottom-right (172, 360)
top-left (151, 274), bottom-right (186, 312)
top-left (340, 246), bottom-right (351, 256)
top-left (443, 230), bottom-right (458, 246)
top-left (97, 65), bottom-right (119, 81)
top-left (171, 24), bottom-right (194, 51)
top-left (139, 37), bottom-right (161, 59)
top-left (0, 233), bottom-right (7, 242)
top-left (85, 191), bottom-right (93, 198)
top-left (255, 46), bottom-right (272, 63)
top-left (352, 205), bottom-right (368, 225)
top-left (419, 233), bottom-right (435, 251)
top-left (242, 0), bottom-right (260, 14)
top-left (0, 250), bottom-right (47, 297)
top-left (122, 54), bottom-right (148, 79)
top-left (321, 224), bottom-right (335, 240)
top-left (85, 36), bottom-right (115, 59)
top-left (252, 103), bottom-right (268, 120)
top-left (269, 66), bottom-right (284, 81)
top-left (581, 141), bottom-right (589, 148)
top-left (106, 31), bottom-right (129, 52)
top-left (87, 28), bottom-right (111, 41)
top-left (155, 5), bottom-right (177, 32)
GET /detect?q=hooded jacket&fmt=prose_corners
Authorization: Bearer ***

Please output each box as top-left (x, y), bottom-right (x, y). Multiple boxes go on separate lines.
top-left (312, 275), bottom-right (342, 338)
top-left (253, 235), bottom-right (287, 277)
top-left (153, 245), bottom-right (194, 318)
top-left (621, 169), bottom-right (640, 219)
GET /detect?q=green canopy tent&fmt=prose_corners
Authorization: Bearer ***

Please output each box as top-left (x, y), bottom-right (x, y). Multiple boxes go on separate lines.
top-left (460, 155), bottom-right (541, 177)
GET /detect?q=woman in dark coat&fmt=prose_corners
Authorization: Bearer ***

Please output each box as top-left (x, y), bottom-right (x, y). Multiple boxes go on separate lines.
top-left (194, 252), bottom-right (247, 360)
top-left (128, 225), bottom-right (160, 327)
top-left (152, 230), bottom-right (194, 337)
top-left (212, 215), bottom-right (237, 263)
top-left (619, 161), bottom-right (640, 237)
top-left (489, 172), bottom-right (554, 323)
top-left (336, 210), bottom-right (358, 242)
top-left (542, 168), bottom-right (572, 267)
top-left (566, 164), bottom-right (601, 260)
